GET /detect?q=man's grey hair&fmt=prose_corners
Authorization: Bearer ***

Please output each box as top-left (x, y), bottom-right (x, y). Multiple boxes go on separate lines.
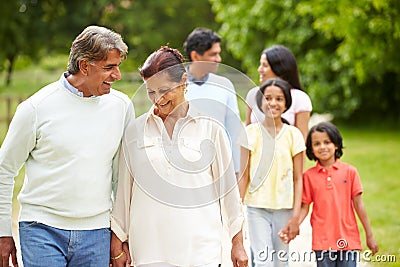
top-left (67, 25), bottom-right (128, 74)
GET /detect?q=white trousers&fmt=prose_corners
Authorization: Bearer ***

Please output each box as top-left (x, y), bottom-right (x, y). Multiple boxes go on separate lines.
top-left (247, 206), bottom-right (292, 267)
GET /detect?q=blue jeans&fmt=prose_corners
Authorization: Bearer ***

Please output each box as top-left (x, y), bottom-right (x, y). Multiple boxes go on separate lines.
top-left (246, 207), bottom-right (292, 267)
top-left (315, 250), bottom-right (358, 267)
top-left (19, 221), bottom-right (111, 267)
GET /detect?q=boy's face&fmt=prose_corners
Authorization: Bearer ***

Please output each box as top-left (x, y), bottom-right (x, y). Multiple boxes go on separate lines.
top-left (311, 131), bottom-right (337, 165)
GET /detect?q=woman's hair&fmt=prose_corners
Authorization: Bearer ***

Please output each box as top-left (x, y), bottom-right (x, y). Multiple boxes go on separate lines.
top-left (256, 78), bottom-right (292, 124)
top-left (262, 45), bottom-right (303, 91)
top-left (67, 25), bottom-right (128, 74)
top-left (139, 46), bottom-right (186, 82)
top-left (306, 122), bottom-right (344, 161)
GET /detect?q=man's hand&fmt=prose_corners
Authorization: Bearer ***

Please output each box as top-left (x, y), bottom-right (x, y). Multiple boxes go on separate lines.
top-left (0, 236), bottom-right (18, 267)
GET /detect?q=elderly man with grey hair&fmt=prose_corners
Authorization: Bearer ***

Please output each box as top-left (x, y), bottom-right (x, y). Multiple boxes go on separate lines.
top-left (0, 25), bottom-right (134, 267)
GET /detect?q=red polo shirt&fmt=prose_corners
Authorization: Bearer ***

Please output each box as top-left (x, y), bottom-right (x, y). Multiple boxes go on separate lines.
top-left (302, 159), bottom-right (363, 250)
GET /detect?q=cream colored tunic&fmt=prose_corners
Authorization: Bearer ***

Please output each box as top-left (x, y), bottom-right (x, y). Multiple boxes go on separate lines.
top-left (111, 105), bottom-right (244, 267)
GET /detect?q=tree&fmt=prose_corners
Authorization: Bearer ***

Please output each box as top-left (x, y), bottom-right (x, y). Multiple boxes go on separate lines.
top-left (0, 1), bottom-right (47, 85)
top-left (0, 0), bottom-right (121, 86)
top-left (209, 0), bottom-right (400, 121)
top-left (0, 0), bottom-right (239, 85)
top-left (100, 0), bottom-right (241, 71)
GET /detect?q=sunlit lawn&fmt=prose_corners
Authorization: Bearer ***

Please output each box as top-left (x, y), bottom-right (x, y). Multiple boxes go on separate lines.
top-left (323, 126), bottom-right (400, 266)
top-left (1, 66), bottom-right (399, 266)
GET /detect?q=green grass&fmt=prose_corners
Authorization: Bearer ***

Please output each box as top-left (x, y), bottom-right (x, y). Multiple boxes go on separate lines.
top-left (1, 66), bottom-right (400, 266)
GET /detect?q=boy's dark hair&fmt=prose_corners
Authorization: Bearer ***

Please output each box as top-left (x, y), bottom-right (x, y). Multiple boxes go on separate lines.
top-left (183, 28), bottom-right (221, 61)
top-left (256, 78), bottom-right (292, 124)
top-left (306, 122), bottom-right (344, 161)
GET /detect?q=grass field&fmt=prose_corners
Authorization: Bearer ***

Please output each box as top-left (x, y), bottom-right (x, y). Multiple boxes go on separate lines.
top-left (328, 126), bottom-right (400, 266)
top-left (1, 66), bottom-right (399, 266)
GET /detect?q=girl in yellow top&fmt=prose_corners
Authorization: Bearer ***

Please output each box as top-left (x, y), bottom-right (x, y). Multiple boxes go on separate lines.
top-left (239, 78), bottom-right (305, 267)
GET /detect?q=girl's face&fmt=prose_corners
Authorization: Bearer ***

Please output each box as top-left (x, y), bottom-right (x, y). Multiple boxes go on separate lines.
top-left (311, 131), bottom-right (338, 165)
top-left (258, 54), bottom-right (278, 84)
top-left (262, 85), bottom-right (286, 119)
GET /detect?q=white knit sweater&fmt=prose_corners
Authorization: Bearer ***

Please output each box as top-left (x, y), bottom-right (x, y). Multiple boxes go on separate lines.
top-left (0, 78), bottom-right (134, 236)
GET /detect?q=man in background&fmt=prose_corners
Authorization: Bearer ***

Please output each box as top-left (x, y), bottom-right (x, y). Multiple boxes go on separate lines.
top-left (183, 27), bottom-right (241, 178)
top-left (184, 27), bottom-right (244, 267)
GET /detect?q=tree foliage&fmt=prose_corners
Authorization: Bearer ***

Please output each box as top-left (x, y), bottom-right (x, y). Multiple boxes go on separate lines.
top-left (0, 0), bottom-right (235, 85)
top-left (0, 1), bottom-right (48, 84)
top-left (100, 0), bottom-right (237, 70)
top-left (209, 0), bottom-right (400, 121)
top-left (1, 0), bottom-right (399, 121)
top-left (0, 0), bottom-right (121, 85)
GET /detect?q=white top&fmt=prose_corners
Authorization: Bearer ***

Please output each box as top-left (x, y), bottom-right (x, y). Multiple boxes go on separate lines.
top-left (246, 86), bottom-right (312, 125)
top-left (0, 75), bottom-right (134, 236)
top-left (186, 72), bottom-right (241, 173)
top-left (111, 104), bottom-right (244, 267)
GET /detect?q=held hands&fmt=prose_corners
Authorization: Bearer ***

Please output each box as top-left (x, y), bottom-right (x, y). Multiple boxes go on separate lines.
top-left (0, 236), bottom-right (18, 267)
top-left (110, 242), bottom-right (131, 267)
top-left (278, 219), bottom-right (300, 244)
top-left (110, 231), bottom-right (131, 267)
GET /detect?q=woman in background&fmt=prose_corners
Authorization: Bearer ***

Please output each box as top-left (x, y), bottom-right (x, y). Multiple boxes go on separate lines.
top-left (245, 45), bottom-right (312, 140)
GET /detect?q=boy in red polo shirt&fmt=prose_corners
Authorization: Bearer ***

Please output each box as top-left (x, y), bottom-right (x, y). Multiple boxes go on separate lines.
top-left (280, 122), bottom-right (378, 266)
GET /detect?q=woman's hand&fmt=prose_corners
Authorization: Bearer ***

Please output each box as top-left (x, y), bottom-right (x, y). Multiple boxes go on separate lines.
top-left (110, 231), bottom-right (131, 267)
top-left (231, 231), bottom-right (248, 267)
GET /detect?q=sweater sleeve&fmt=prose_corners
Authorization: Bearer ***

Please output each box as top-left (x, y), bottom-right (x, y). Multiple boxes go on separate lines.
top-left (111, 101), bottom-right (135, 200)
top-left (110, 141), bottom-right (134, 242)
top-left (110, 109), bottom-right (136, 243)
top-left (0, 101), bottom-right (36, 236)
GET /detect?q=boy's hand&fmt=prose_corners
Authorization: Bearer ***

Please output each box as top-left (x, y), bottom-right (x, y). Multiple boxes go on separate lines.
top-left (278, 228), bottom-right (290, 244)
top-left (366, 235), bottom-right (379, 255)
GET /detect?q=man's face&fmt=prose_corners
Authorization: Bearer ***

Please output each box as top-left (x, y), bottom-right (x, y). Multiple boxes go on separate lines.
top-left (194, 42), bottom-right (222, 63)
top-left (85, 49), bottom-right (122, 96)
top-left (191, 42), bottom-right (222, 74)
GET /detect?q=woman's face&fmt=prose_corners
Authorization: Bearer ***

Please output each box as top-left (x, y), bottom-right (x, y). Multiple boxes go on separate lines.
top-left (258, 54), bottom-right (278, 84)
top-left (145, 72), bottom-right (187, 119)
